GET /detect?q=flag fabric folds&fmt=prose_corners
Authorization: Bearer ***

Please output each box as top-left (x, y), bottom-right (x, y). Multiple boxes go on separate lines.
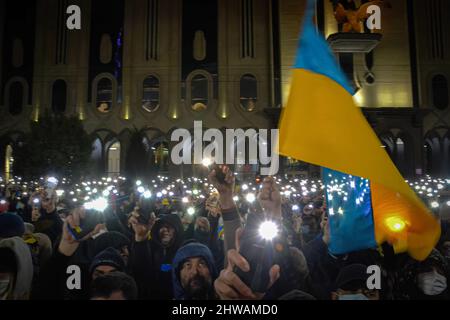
top-left (322, 168), bottom-right (377, 255)
top-left (278, 0), bottom-right (440, 260)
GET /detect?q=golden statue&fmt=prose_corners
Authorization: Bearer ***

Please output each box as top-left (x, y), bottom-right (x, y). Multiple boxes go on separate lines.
top-left (334, 0), bottom-right (391, 33)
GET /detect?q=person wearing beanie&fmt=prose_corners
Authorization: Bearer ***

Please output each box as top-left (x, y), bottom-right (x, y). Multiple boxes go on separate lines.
top-left (90, 247), bottom-right (126, 280)
top-left (172, 241), bottom-right (218, 300)
top-left (90, 271), bottom-right (138, 300)
top-left (0, 213), bottom-right (25, 239)
top-left (32, 208), bottom-right (123, 300)
top-left (331, 264), bottom-right (380, 300)
top-left (91, 231), bottom-right (130, 266)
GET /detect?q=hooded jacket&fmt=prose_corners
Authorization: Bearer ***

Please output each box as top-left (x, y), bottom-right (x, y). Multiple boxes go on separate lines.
top-left (130, 213), bottom-right (184, 299)
top-left (172, 242), bottom-right (218, 300)
top-left (33, 208), bottom-right (63, 246)
top-left (0, 237), bottom-right (33, 300)
top-left (91, 231), bottom-right (130, 259)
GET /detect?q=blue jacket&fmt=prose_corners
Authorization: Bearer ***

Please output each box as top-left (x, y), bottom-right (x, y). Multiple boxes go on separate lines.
top-left (172, 242), bottom-right (218, 300)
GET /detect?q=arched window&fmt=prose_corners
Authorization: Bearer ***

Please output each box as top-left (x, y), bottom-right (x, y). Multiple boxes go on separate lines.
top-left (96, 78), bottom-right (113, 113)
top-left (4, 144), bottom-right (13, 182)
top-left (52, 80), bottom-right (67, 114)
top-left (91, 138), bottom-right (102, 162)
top-left (9, 82), bottom-right (24, 115)
top-left (152, 142), bottom-right (169, 171)
top-left (191, 74), bottom-right (208, 111)
top-left (142, 76), bottom-right (160, 112)
top-left (99, 34), bottom-right (113, 64)
top-left (193, 30), bottom-right (207, 61)
top-left (107, 141), bottom-right (121, 176)
top-left (445, 135), bottom-right (450, 176)
top-left (424, 133), bottom-right (441, 176)
top-left (380, 135), bottom-right (395, 160)
top-left (240, 74), bottom-right (257, 111)
top-left (395, 137), bottom-right (405, 165)
top-left (90, 138), bottom-right (103, 174)
top-left (394, 134), bottom-right (414, 177)
top-left (424, 142), bottom-right (433, 174)
top-left (432, 75), bottom-right (449, 110)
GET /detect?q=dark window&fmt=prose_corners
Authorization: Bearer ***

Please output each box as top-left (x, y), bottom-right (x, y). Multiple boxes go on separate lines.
top-left (240, 74), bottom-right (257, 111)
top-left (96, 78), bottom-right (113, 113)
top-left (52, 80), bottom-right (67, 113)
top-left (241, 0), bottom-right (254, 58)
top-left (142, 76), bottom-right (160, 112)
top-left (191, 74), bottom-right (208, 111)
top-left (9, 82), bottom-right (24, 116)
top-left (152, 142), bottom-right (169, 171)
top-left (424, 142), bottom-right (433, 174)
top-left (432, 75), bottom-right (449, 110)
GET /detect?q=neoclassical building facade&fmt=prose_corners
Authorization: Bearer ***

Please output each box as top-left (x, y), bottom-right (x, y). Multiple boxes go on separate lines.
top-left (0, 0), bottom-right (449, 179)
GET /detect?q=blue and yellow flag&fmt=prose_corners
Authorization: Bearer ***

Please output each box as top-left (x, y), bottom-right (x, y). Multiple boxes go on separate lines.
top-left (278, 0), bottom-right (440, 260)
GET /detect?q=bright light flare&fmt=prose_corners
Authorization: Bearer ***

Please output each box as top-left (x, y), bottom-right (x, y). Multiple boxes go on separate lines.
top-left (143, 190), bottom-right (152, 199)
top-left (202, 158), bottom-right (212, 167)
top-left (187, 207), bottom-right (195, 216)
top-left (84, 197), bottom-right (108, 212)
top-left (385, 217), bottom-right (406, 232)
top-left (246, 193), bottom-right (256, 203)
top-left (137, 186), bottom-right (145, 194)
top-left (258, 221), bottom-right (279, 240)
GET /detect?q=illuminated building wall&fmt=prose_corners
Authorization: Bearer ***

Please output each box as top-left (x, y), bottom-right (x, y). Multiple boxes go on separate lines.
top-left (0, 0), bottom-right (448, 177)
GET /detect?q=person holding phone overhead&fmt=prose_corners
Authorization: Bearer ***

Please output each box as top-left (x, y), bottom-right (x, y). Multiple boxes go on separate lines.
top-left (30, 189), bottom-right (63, 246)
top-left (128, 207), bottom-right (184, 299)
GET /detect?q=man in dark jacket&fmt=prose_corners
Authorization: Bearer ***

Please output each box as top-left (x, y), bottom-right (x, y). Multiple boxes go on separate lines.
top-left (129, 213), bottom-right (184, 299)
top-left (303, 213), bottom-right (382, 300)
top-left (91, 231), bottom-right (130, 266)
top-left (30, 190), bottom-right (63, 246)
top-left (172, 241), bottom-right (218, 300)
top-left (32, 208), bottom-right (124, 300)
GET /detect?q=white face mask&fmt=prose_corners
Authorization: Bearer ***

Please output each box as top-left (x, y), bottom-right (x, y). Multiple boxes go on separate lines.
top-left (417, 270), bottom-right (447, 296)
top-left (338, 293), bottom-right (369, 301)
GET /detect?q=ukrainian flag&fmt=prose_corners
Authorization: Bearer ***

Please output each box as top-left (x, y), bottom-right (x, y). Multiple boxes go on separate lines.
top-left (278, 0), bottom-right (440, 260)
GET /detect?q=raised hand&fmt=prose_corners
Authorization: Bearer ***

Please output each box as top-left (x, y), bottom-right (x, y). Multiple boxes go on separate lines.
top-left (214, 228), bottom-right (280, 300)
top-left (208, 165), bottom-right (235, 210)
top-left (257, 176), bottom-right (282, 220)
top-left (59, 207), bottom-right (83, 257)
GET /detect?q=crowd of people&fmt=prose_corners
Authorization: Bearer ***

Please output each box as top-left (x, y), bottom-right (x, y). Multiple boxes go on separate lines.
top-left (0, 167), bottom-right (449, 300)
